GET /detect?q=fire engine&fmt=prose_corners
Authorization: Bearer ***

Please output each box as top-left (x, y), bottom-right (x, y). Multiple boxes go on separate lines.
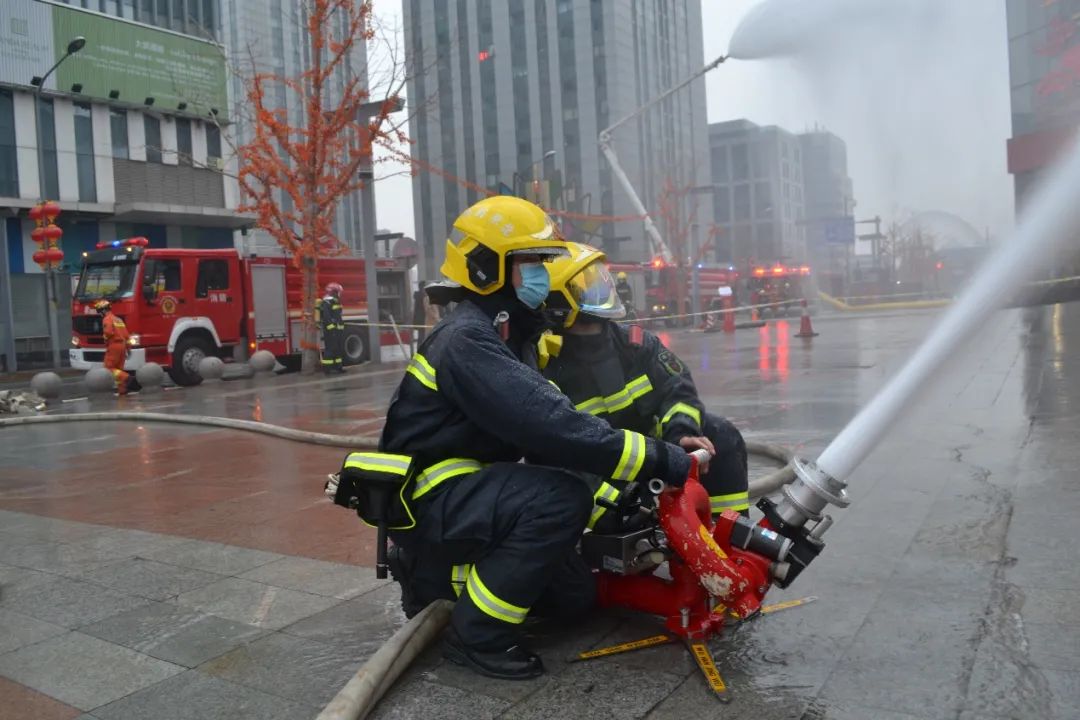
top-left (69, 238), bottom-right (409, 386)
top-left (608, 259), bottom-right (738, 326)
top-left (746, 264), bottom-right (813, 316)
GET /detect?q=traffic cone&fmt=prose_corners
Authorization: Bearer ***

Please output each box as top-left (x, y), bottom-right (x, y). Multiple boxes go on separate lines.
top-left (796, 299), bottom-right (818, 338)
top-left (703, 311), bottom-right (716, 332)
top-left (751, 306), bottom-right (760, 324)
top-left (723, 296), bottom-right (736, 334)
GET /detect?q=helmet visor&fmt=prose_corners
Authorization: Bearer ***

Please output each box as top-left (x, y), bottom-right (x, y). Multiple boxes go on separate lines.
top-left (568, 262), bottom-right (625, 320)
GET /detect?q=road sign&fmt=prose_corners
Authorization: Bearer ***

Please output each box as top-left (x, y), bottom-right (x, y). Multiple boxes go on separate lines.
top-left (825, 217), bottom-right (856, 245)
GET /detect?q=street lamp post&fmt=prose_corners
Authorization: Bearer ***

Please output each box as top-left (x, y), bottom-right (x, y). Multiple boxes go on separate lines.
top-left (32, 36), bottom-right (86, 369)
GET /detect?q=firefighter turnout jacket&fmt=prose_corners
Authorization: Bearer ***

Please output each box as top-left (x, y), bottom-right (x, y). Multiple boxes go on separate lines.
top-left (379, 296), bottom-right (692, 490)
top-left (318, 294), bottom-right (344, 332)
top-left (542, 322), bottom-right (749, 527)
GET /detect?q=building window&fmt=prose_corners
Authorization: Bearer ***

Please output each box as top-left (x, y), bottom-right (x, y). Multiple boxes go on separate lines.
top-left (205, 122), bottom-right (221, 162)
top-left (731, 144), bottom-right (749, 181)
top-left (712, 186), bottom-right (730, 223)
top-left (110, 109), bottom-right (129, 159)
top-left (144, 115), bottom-right (162, 163)
top-left (38, 98), bottom-right (59, 200)
top-left (74, 103), bottom-right (97, 202)
top-left (754, 182), bottom-right (772, 219)
top-left (176, 118), bottom-right (192, 165)
top-left (711, 146), bottom-right (729, 182)
top-left (478, 0), bottom-right (499, 179)
top-left (0, 90), bottom-right (17, 198)
top-left (733, 184), bottom-right (750, 222)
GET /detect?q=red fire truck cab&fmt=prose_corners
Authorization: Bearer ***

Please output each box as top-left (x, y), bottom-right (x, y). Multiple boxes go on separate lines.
top-left (70, 239), bottom-right (406, 385)
top-left (746, 264), bottom-right (813, 316)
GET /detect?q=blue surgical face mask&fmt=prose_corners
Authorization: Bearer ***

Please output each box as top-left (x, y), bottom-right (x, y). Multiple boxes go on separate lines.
top-left (515, 262), bottom-right (550, 309)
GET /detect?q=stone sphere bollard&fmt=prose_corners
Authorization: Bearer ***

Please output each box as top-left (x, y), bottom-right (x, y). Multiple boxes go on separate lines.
top-left (30, 371), bottom-right (63, 400)
top-left (249, 350), bottom-right (276, 373)
top-left (197, 356), bottom-right (225, 381)
top-left (84, 367), bottom-right (116, 394)
top-left (135, 362), bottom-right (165, 391)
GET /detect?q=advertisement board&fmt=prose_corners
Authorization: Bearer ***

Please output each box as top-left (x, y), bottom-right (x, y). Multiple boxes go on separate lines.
top-left (0, 0), bottom-right (227, 116)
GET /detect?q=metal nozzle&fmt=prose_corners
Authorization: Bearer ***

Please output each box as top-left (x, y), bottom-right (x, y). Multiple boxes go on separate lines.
top-left (772, 457), bottom-right (850, 531)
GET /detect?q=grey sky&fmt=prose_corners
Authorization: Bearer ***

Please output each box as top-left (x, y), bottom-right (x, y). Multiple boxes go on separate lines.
top-left (372, 0), bottom-right (1014, 244)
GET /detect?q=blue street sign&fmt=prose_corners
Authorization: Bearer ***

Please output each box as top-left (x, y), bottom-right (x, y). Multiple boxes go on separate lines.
top-left (825, 216), bottom-right (856, 245)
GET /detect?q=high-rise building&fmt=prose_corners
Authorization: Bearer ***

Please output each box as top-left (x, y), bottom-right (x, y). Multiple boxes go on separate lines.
top-left (403, 0), bottom-right (711, 276)
top-left (220, 0), bottom-right (374, 255)
top-left (1, 0), bottom-right (238, 369)
top-left (1005, 0), bottom-right (1080, 273)
top-left (708, 120), bottom-right (806, 265)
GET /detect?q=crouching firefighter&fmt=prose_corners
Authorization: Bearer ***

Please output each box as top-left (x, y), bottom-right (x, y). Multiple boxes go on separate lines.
top-left (325, 196), bottom-right (693, 681)
top-left (538, 243), bottom-right (750, 533)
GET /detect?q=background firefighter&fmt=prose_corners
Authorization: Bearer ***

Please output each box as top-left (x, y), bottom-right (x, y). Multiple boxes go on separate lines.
top-left (541, 243), bottom-right (750, 532)
top-left (318, 283), bottom-right (345, 374)
top-left (95, 300), bottom-right (131, 394)
top-left (367, 196), bottom-right (693, 681)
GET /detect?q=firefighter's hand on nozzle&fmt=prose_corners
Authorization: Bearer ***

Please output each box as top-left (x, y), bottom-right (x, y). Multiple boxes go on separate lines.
top-left (679, 437), bottom-right (714, 472)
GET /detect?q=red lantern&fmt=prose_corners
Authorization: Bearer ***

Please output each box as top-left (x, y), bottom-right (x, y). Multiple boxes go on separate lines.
top-left (43, 224), bottom-right (63, 243)
top-left (127, 236), bottom-right (149, 247)
top-left (30, 227), bottom-right (47, 244)
top-left (29, 205), bottom-right (44, 223)
top-left (44, 247), bottom-right (64, 267)
top-left (41, 201), bottom-right (61, 222)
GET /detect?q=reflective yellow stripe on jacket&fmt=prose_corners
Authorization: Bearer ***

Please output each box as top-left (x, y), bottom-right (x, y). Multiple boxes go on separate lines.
top-left (451, 564), bottom-right (472, 598)
top-left (412, 458), bottom-right (486, 500)
top-left (710, 491), bottom-right (750, 514)
top-left (611, 430), bottom-right (646, 482)
top-left (659, 402), bottom-right (702, 431)
top-left (343, 452), bottom-right (412, 475)
top-left (589, 481), bottom-right (621, 529)
top-left (466, 568), bottom-right (529, 624)
top-left (575, 374), bottom-right (653, 416)
top-left (406, 353), bottom-right (438, 391)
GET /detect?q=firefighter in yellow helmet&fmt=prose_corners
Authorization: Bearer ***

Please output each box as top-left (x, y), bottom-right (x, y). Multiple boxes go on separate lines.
top-left (541, 243), bottom-right (750, 533)
top-left (339, 197), bottom-right (694, 680)
top-left (614, 269), bottom-right (635, 313)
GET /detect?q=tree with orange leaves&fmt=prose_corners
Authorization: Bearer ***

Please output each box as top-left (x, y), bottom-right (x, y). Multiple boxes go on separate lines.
top-left (237, 0), bottom-right (408, 373)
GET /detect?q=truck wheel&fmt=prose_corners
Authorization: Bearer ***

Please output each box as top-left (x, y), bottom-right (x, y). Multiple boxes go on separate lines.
top-left (342, 327), bottom-right (368, 365)
top-left (168, 335), bottom-right (213, 386)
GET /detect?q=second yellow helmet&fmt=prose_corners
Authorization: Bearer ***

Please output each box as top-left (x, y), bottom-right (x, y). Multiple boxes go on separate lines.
top-left (545, 242), bottom-right (625, 328)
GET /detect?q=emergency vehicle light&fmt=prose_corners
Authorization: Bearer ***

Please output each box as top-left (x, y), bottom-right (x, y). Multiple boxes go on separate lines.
top-left (753, 268), bottom-right (766, 277)
top-left (772, 266), bottom-right (785, 275)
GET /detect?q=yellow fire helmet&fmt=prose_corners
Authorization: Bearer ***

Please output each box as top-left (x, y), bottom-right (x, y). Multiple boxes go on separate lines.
top-left (545, 242), bottom-right (626, 328)
top-left (440, 195), bottom-right (569, 295)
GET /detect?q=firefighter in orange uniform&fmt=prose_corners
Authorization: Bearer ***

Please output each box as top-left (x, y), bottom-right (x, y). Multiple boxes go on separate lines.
top-left (95, 300), bottom-right (130, 394)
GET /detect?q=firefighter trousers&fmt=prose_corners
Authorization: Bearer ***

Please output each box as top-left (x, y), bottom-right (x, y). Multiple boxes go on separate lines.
top-left (103, 345), bottom-right (129, 393)
top-left (699, 413), bottom-right (750, 515)
top-left (392, 462), bottom-right (595, 650)
top-left (321, 328), bottom-right (344, 370)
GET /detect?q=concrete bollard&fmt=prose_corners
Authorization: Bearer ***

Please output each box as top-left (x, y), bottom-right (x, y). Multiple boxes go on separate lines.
top-left (84, 367), bottom-right (115, 394)
top-left (30, 371), bottom-right (63, 400)
top-left (250, 350), bottom-right (276, 374)
top-left (135, 362), bottom-right (165, 392)
top-left (197, 356), bottom-right (225, 381)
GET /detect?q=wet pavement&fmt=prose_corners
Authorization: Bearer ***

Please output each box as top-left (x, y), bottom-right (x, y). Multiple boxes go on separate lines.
top-left (1, 304), bottom-right (1079, 718)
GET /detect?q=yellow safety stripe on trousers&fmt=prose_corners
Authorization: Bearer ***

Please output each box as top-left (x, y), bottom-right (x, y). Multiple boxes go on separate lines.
top-left (450, 564), bottom-right (472, 598)
top-left (466, 569), bottom-right (529, 624)
top-left (406, 353), bottom-right (438, 391)
top-left (588, 481), bottom-right (621, 529)
top-left (343, 452), bottom-right (412, 475)
top-left (611, 430), bottom-right (647, 482)
top-left (710, 492), bottom-right (750, 514)
top-left (412, 458), bottom-right (486, 500)
top-left (659, 402), bottom-right (702, 430)
top-left (574, 374), bottom-right (653, 416)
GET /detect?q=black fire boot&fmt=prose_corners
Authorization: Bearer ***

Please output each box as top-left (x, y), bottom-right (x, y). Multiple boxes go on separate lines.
top-left (442, 626), bottom-right (545, 680)
top-left (386, 544), bottom-right (423, 618)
